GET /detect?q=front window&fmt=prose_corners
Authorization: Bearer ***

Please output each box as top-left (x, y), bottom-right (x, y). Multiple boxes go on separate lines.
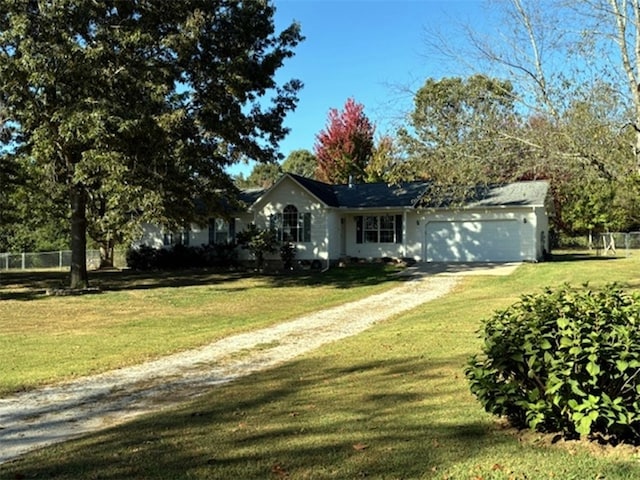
top-left (283, 205), bottom-right (301, 243)
top-left (364, 215), bottom-right (396, 243)
top-left (356, 215), bottom-right (402, 244)
top-left (379, 215), bottom-right (396, 243)
top-left (270, 205), bottom-right (311, 243)
top-left (163, 229), bottom-right (189, 246)
top-left (209, 218), bottom-right (232, 244)
top-left (364, 216), bottom-right (379, 243)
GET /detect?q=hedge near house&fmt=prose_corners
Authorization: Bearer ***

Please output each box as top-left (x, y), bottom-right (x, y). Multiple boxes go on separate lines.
top-left (466, 284), bottom-right (640, 443)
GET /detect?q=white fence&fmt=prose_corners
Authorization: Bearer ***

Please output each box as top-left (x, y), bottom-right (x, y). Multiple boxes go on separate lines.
top-left (0, 250), bottom-right (102, 271)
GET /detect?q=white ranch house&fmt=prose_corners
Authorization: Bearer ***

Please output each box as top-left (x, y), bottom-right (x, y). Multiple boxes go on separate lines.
top-left (136, 173), bottom-right (551, 266)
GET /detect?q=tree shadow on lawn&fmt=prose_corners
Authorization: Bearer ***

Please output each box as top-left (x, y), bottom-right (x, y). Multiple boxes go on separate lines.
top-left (550, 252), bottom-right (622, 262)
top-left (0, 264), bottom-right (403, 301)
top-left (1, 355), bottom-right (507, 480)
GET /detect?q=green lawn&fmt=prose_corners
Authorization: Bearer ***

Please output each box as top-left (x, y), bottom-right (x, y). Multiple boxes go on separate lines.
top-left (3, 254), bottom-right (640, 479)
top-left (0, 265), bottom-right (403, 395)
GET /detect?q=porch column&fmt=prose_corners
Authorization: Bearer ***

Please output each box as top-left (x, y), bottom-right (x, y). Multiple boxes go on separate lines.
top-left (403, 211), bottom-right (408, 258)
top-left (325, 208), bottom-right (330, 269)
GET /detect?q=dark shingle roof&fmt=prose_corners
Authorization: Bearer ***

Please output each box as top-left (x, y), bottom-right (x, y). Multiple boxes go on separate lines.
top-left (333, 181), bottom-right (429, 208)
top-left (239, 188), bottom-right (266, 206)
top-left (245, 174), bottom-right (548, 210)
top-left (287, 174), bottom-right (340, 206)
top-left (467, 181), bottom-right (549, 207)
top-left (286, 173), bottom-right (429, 209)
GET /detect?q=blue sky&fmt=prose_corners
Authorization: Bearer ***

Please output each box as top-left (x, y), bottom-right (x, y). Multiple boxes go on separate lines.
top-left (230, 0), bottom-right (489, 176)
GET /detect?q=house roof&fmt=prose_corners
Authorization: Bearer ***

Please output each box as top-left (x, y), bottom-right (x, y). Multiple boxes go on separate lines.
top-left (465, 181), bottom-right (549, 208)
top-left (239, 187), bottom-right (267, 206)
top-left (287, 173), bottom-right (430, 209)
top-left (247, 173), bottom-right (549, 210)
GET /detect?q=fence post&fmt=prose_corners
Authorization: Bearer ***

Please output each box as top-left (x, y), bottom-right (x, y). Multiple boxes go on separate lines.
top-left (21, 252), bottom-right (25, 270)
top-left (59, 250), bottom-right (63, 269)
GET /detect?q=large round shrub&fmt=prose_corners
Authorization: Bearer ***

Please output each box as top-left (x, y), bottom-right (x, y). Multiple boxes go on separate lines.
top-left (466, 283), bottom-right (640, 442)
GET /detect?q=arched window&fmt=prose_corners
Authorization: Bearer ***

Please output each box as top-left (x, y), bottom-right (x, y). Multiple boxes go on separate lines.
top-left (283, 205), bottom-right (299, 243)
top-left (270, 204), bottom-right (311, 243)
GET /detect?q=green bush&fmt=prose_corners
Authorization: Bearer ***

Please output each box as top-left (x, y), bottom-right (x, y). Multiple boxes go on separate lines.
top-left (280, 242), bottom-right (296, 271)
top-left (466, 283), bottom-right (640, 442)
top-left (126, 243), bottom-right (238, 270)
top-left (236, 224), bottom-right (278, 271)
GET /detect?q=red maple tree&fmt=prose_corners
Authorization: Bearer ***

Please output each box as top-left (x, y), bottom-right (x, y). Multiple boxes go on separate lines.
top-left (314, 98), bottom-right (375, 184)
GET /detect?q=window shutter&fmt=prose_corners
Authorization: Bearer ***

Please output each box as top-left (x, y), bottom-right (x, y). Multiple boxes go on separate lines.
top-left (303, 213), bottom-right (311, 242)
top-left (356, 216), bottom-right (363, 244)
top-left (270, 213), bottom-right (283, 242)
top-left (395, 215), bottom-right (403, 244)
top-left (208, 219), bottom-right (215, 245)
top-left (229, 218), bottom-right (236, 243)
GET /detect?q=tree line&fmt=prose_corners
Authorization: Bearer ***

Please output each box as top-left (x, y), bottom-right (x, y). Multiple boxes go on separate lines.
top-left (2, 0), bottom-right (640, 288)
top-left (241, 72), bottom-right (640, 244)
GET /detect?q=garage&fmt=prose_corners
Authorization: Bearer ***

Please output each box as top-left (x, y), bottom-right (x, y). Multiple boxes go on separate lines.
top-left (425, 219), bottom-right (523, 262)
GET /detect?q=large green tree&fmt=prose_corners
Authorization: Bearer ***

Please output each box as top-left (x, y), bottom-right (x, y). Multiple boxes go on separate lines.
top-left (397, 75), bottom-right (520, 203)
top-left (0, 156), bottom-right (69, 253)
top-left (281, 149), bottom-right (317, 178)
top-left (530, 87), bottom-right (640, 235)
top-left (0, 1), bottom-right (302, 287)
top-left (364, 135), bottom-right (401, 183)
top-left (235, 162), bottom-right (282, 189)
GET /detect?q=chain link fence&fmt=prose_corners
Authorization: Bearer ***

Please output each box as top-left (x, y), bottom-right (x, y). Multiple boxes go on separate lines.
top-left (594, 232), bottom-right (640, 257)
top-left (0, 250), bottom-right (102, 271)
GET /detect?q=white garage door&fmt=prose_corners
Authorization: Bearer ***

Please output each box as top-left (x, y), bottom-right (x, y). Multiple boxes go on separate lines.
top-left (426, 220), bottom-right (522, 262)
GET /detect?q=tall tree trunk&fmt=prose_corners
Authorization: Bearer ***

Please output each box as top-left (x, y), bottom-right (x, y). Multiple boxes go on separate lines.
top-left (99, 238), bottom-right (115, 269)
top-left (636, 127), bottom-right (640, 172)
top-left (70, 185), bottom-right (89, 289)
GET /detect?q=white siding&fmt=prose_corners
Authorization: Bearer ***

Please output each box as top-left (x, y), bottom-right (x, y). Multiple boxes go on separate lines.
top-left (326, 210), bottom-right (342, 261)
top-left (134, 223), bottom-right (165, 249)
top-left (533, 205), bottom-right (550, 258)
top-left (133, 178), bottom-right (550, 266)
top-left (234, 212), bottom-right (258, 261)
top-left (134, 223), bottom-right (209, 249)
top-left (251, 176), bottom-right (329, 261)
top-left (342, 211), bottom-right (410, 260)
top-left (404, 211), bottom-right (423, 260)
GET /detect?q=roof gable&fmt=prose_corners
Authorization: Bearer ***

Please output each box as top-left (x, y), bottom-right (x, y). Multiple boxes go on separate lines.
top-left (286, 174), bottom-right (340, 206)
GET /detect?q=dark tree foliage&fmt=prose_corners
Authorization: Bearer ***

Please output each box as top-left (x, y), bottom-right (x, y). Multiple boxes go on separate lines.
top-left (0, 1), bottom-right (302, 287)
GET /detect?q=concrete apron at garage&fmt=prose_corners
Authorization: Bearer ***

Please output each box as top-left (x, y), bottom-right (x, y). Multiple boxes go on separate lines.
top-left (409, 262), bottom-right (522, 277)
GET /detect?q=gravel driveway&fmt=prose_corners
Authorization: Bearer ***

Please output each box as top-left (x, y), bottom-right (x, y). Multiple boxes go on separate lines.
top-left (0, 264), bottom-right (514, 465)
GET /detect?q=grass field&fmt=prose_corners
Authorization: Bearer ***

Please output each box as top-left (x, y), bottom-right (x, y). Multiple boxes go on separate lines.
top-left (0, 265), bottom-right (403, 396)
top-left (3, 254), bottom-right (640, 479)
